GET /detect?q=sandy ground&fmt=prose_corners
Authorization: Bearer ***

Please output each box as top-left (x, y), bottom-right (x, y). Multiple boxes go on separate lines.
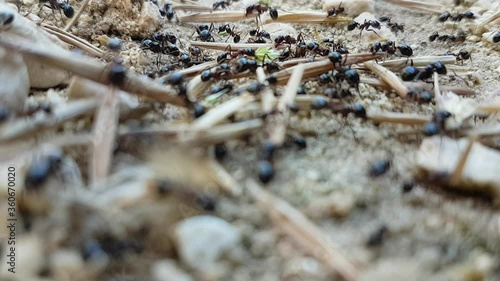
top-left (3, 0), bottom-right (500, 280)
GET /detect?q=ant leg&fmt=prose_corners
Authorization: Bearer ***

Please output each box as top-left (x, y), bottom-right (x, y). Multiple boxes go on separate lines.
top-left (367, 28), bottom-right (382, 38)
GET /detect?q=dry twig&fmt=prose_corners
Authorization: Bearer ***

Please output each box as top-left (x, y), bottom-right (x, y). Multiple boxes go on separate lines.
top-left (246, 180), bottom-right (360, 281)
top-left (364, 61), bottom-right (408, 98)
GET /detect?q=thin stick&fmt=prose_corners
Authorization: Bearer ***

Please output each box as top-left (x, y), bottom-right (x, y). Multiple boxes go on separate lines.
top-left (475, 102), bottom-right (500, 114)
top-left (179, 11), bottom-right (254, 23)
top-left (270, 64), bottom-right (304, 145)
top-left (172, 4), bottom-right (213, 12)
top-left (190, 41), bottom-right (275, 51)
top-left (191, 95), bottom-right (255, 130)
top-left (367, 112), bottom-right (432, 125)
top-left (207, 160), bottom-right (243, 196)
top-left (364, 61), bottom-right (408, 98)
top-left (0, 37), bottom-right (187, 107)
top-left (90, 85), bottom-right (120, 184)
top-left (450, 138), bottom-right (474, 186)
top-left (0, 99), bottom-right (98, 143)
top-left (474, 11), bottom-right (500, 35)
top-left (246, 180), bottom-right (360, 281)
top-left (433, 72), bottom-right (443, 108)
top-left (384, 0), bottom-right (443, 14)
top-left (360, 77), bottom-right (476, 96)
top-left (180, 119), bottom-right (263, 146)
top-left (256, 67), bottom-right (276, 114)
top-left (375, 56), bottom-right (456, 68)
top-left (262, 12), bottom-right (352, 24)
top-left (42, 23), bottom-right (104, 57)
top-left (274, 53), bottom-right (386, 85)
top-left (63, 0), bottom-right (92, 31)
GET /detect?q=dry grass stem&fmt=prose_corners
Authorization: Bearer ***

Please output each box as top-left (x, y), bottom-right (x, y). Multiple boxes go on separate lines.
top-left (172, 4), bottom-right (213, 12)
top-left (0, 37), bottom-right (187, 106)
top-left (274, 53), bottom-right (386, 84)
top-left (262, 12), bottom-right (352, 24)
top-left (207, 160), bottom-right (243, 196)
top-left (0, 99), bottom-right (98, 143)
top-left (367, 112), bottom-right (432, 125)
top-left (63, 0), bottom-right (92, 31)
top-left (364, 61), bottom-right (408, 98)
top-left (191, 95), bottom-right (255, 130)
top-left (190, 41), bottom-right (275, 51)
top-left (384, 0), bottom-right (443, 14)
top-left (256, 67), bottom-right (276, 114)
top-left (246, 180), bottom-right (360, 281)
top-left (376, 56), bottom-right (456, 68)
top-left (167, 60), bottom-right (217, 79)
top-left (187, 74), bottom-right (212, 99)
top-left (450, 137), bottom-right (475, 186)
top-left (90, 86), bottom-right (120, 184)
top-left (433, 72), bottom-right (443, 108)
top-left (475, 102), bottom-right (500, 114)
top-left (474, 10), bottom-right (500, 35)
top-left (0, 133), bottom-right (92, 162)
top-left (180, 119), bottom-right (263, 146)
top-left (179, 11), bottom-right (253, 23)
top-left (360, 77), bottom-right (476, 96)
top-left (270, 64), bottom-right (305, 145)
top-left (42, 24), bottom-right (104, 57)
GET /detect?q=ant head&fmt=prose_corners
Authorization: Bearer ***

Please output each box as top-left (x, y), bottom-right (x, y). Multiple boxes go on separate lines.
top-left (401, 66), bottom-right (419, 81)
top-left (432, 61), bottom-right (447, 75)
top-left (0, 11), bottom-right (14, 29)
top-left (347, 21), bottom-right (358, 31)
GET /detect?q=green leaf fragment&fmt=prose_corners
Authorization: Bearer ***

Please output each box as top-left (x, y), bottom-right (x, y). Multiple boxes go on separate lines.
top-left (255, 46), bottom-right (279, 63)
top-left (204, 92), bottom-right (225, 104)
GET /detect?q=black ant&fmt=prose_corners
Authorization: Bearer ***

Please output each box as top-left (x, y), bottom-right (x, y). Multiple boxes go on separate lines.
top-left (249, 29), bottom-right (271, 43)
top-left (264, 61), bottom-right (280, 73)
top-left (422, 110), bottom-right (452, 137)
top-left (401, 61), bottom-right (447, 81)
top-left (438, 10), bottom-right (475, 22)
top-left (235, 57), bottom-right (258, 73)
top-left (245, 4), bottom-right (278, 29)
top-left (213, 0), bottom-right (232, 10)
top-left (219, 24), bottom-right (241, 43)
top-left (159, 3), bottom-right (175, 21)
top-left (194, 24), bottom-right (215, 42)
top-left (334, 66), bottom-right (361, 90)
top-left (306, 41), bottom-right (330, 56)
top-left (429, 30), bottom-right (465, 43)
top-left (378, 16), bottom-right (404, 34)
top-left (406, 89), bottom-right (433, 104)
top-left (323, 38), bottom-right (349, 54)
top-left (493, 32), bottom-right (500, 43)
top-left (331, 103), bottom-right (367, 119)
top-left (274, 34), bottom-right (298, 47)
top-left (370, 41), bottom-right (413, 58)
top-left (39, 0), bottom-right (74, 20)
top-left (326, 2), bottom-right (345, 17)
top-left (348, 19), bottom-right (381, 37)
top-left (444, 49), bottom-right (471, 64)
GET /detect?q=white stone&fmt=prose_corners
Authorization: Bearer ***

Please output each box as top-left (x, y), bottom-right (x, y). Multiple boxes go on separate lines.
top-left (262, 23), bottom-right (298, 40)
top-left (173, 215), bottom-right (241, 271)
top-left (152, 259), bottom-right (193, 281)
top-left (323, 0), bottom-right (374, 17)
top-left (50, 250), bottom-right (87, 281)
top-left (0, 235), bottom-right (44, 279)
top-left (0, 3), bottom-right (71, 88)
